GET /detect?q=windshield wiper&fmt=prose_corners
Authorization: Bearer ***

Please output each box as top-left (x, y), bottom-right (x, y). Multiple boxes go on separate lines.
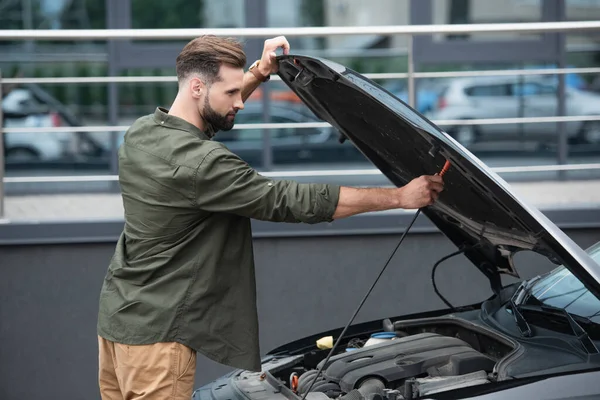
top-left (506, 278), bottom-right (541, 338)
top-left (520, 303), bottom-right (599, 354)
top-left (507, 298), bottom-right (533, 338)
top-left (510, 278), bottom-right (599, 354)
top-left (513, 275), bottom-right (542, 304)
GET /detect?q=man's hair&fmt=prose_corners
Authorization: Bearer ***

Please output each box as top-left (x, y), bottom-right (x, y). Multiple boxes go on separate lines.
top-left (176, 35), bottom-right (247, 86)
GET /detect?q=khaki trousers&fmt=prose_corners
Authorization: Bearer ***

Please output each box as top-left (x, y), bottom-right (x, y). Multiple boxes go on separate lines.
top-left (98, 336), bottom-right (197, 400)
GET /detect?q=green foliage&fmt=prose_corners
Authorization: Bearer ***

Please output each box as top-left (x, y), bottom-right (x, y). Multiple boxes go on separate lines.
top-left (78, 64), bottom-right (93, 106)
top-left (52, 65), bottom-right (67, 104)
top-left (131, 0), bottom-right (204, 29)
top-left (83, 0), bottom-right (107, 29)
top-left (0, 1), bottom-right (25, 30)
top-left (301, 0), bottom-right (325, 26)
top-left (300, 0), bottom-right (326, 48)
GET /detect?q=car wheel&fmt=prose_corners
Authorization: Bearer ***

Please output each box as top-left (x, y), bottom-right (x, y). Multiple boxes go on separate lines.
top-left (6, 147), bottom-right (41, 162)
top-left (578, 121), bottom-right (600, 144)
top-left (449, 124), bottom-right (477, 147)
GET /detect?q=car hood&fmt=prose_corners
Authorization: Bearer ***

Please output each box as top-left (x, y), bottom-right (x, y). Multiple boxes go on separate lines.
top-left (275, 54), bottom-right (600, 296)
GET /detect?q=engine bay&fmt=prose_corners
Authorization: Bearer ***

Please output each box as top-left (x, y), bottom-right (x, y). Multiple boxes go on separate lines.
top-left (263, 318), bottom-right (516, 399)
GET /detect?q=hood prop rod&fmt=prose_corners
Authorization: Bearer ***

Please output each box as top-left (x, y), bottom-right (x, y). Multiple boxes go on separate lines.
top-left (300, 160), bottom-right (450, 400)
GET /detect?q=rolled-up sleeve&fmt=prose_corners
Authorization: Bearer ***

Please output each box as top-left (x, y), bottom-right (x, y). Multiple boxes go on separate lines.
top-left (194, 147), bottom-right (340, 223)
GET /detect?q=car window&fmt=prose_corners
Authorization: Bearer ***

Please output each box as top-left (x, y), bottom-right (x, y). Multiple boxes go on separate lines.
top-left (512, 82), bottom-right (556, 96)
top-left (528, 243), bottom-right (600, 324)
top-left (19, 90), bottom-right (43, 107)
top-left (465, 84), bottom-right (510, 97)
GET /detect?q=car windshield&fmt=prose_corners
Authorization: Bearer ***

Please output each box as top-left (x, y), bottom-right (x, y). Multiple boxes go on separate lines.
top-left (525, 242), bottom-right (600, 324)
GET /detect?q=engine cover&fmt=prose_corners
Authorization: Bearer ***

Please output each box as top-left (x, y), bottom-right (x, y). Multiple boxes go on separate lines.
top-left (318, 333), bottom-right (495, 393)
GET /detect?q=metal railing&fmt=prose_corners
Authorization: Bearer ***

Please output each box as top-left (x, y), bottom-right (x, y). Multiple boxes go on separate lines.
top-left (2, 20), bottom-right (600, 220)
top-left (5, 113), bottom-right (600, 135)
top-left (5, 66), bottom-right (600, 85)
top-left (2, 20), bottom-right (600, 39)
top-left (4, 163), bottom-right (600, 185)
top-left (0, 69), bottom-right (4, 221)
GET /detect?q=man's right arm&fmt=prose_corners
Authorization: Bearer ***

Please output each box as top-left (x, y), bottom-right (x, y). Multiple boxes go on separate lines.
top-left (332, 175), bottom-right (444, 220)
top-left (194, 145), bottom-right (444, 222)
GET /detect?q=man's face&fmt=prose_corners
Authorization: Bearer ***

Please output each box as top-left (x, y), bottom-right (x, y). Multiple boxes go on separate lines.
top-left (198, 65), bottom-right (245, 132)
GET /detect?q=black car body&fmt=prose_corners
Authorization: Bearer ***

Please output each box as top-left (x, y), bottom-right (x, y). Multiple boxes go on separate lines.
top-left (193, 55), bottom-right (600, 400)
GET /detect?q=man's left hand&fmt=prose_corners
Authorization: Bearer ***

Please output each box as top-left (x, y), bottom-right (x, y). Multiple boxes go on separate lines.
top-left (257, 36), bottom-right (291, 77)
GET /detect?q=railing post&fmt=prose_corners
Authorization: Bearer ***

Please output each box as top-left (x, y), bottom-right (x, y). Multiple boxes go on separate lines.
top-left (407, 34), bottom-right (415, 109)
top-left (108, 44), bottom-right (120, 191)
top-left (0, 69), bottom-right (5, 222)
top-left (555, 0), bottom-right (567, 180)
top-left (245, 0), bottom-right (272, 171)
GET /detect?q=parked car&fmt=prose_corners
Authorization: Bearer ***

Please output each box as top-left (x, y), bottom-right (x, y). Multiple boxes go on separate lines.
top-left (519, 64), bottom-right (588, 91)
top-left (220, 101), bottom-right (364, 166)
top-left (2, 87), bottom-right (73, 161)
top-left (2, 84), bottom-right (103, 163)
top-left (383, 78), bottom-right (447, 114)
top-left (427, 75), bottom-right (600, 147)
top-left (193, 55), bottom-right (600, 400)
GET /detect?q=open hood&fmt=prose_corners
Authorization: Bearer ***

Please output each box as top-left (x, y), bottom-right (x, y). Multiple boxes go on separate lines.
top-left (275, 54), bottom-right (600, 296)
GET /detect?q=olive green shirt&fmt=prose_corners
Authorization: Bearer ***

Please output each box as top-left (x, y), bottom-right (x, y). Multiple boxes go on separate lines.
top-left (97, 107), bottom-right (340, 372)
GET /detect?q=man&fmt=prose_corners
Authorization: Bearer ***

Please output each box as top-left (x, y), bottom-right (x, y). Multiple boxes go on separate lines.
top-left (97, 35), bottom-right (444, 399)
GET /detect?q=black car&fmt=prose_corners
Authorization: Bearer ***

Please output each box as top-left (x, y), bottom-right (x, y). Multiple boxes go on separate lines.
top-left (218, 101), bottom-right (365, 167)
top-left (192, 55), bottom-right (600, 400)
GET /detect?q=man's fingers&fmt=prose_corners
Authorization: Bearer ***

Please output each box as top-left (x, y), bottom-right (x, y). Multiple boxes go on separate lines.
top-left (424, 175), bottom-right (444, 192)
top-left (423, 179), bottom-right (443, 193)
top-left (265, 36), bottom-right (290, 54)
top-left (275, 36), bottom-right (290, 54)
top-left (278, 37), bottom-right (290, 54)
top-left (429, 182), bottom-right (444, 193)
top-left (427, 174), bottom-right (444, 184)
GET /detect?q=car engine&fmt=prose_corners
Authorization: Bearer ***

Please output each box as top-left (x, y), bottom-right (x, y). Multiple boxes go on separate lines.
top-left (293, 332), bottom-right (496, 399)
top-left (260, 320), bottom-right (515, 400)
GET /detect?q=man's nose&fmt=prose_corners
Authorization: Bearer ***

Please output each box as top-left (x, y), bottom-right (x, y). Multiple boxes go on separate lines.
top-left (234, 96), bottom-right (244, 111)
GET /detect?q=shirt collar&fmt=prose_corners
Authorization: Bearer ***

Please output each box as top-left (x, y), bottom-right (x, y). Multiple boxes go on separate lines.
top-left (153, 107), bottom-right (214, 140)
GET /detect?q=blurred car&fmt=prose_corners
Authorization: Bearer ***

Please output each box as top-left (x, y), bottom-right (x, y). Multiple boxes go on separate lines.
top-left (2, 87), bottom-right (73, 162)
top-left (220, 101), bottom-right (364, 166)
top-left (427, 75), bottom-right (600, 147)
top-left (192, 54), bottom-right (600, 400)
top-left (2, 84), bottom-right (103, 163)
top-left (518, 64), bottom-right (588, 91)
top-left (383, 78), bottom-right (447, 114)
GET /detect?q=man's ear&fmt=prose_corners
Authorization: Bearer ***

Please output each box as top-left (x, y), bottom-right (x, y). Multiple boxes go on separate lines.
top-left (190, 77), bottom-right (205, 99)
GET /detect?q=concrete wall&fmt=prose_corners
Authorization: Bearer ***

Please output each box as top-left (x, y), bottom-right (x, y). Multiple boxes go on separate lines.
top-left (1, 210), bottom-right (599, 399)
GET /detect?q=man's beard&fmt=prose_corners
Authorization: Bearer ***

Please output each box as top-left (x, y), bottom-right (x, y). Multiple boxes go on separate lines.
top-left (202, 95), bottom-right (235, 133)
